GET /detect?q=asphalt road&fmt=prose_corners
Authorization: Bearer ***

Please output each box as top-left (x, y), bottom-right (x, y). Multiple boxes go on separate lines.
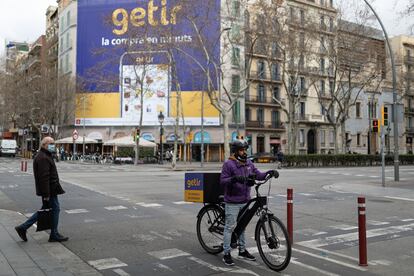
top-left (1, 157), bottom-right (414, 276)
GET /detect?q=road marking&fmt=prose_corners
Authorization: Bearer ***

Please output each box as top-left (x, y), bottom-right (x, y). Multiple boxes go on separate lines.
top-left (367, 220), bottom-right (390, 226)
top-left (298, 222), bottom-right (414, 248)
top-left (293, 248), bottom-right (367, 271)
top-left (291, 259), bottom-right (340, 276)
top-left (84, 219), bottom-right (97, 223)
top-left (329, 224), bottom-right (358, 231)
top-left (384, 196), bottom-right (414, 202)
top-left (136, 202), bottom-right (163, 207)
top-left (24, 213), bottom-right (34, 217)
top-left (401, 218), bottom-right (414, 222)
top-left (65, 209), bottom-right (89, 214)
top-left (88, 258), bottom-right (127, 270)
top-left (104, 205), bottom-right (128, 211)
top-left (148, 248), bottom-right (191, 260)
top-left (299, 193), bottom-right (313, 196)
top-left (355, 174), bottom-right (365, 177)
top-left (370, 260), bottom-right (392, 266)
top-left (188, 256), bottom-right (260, 276)
top-left (154, 263), bottom-right (174, 272)
top-left (294, 228), bottom-right (326, 236)
top-left (113, 268), bottom-right (130, 276)
top-left (173, 201), bottom-right (194, 205)
top-left (369, 175), bottom-right (379, 178)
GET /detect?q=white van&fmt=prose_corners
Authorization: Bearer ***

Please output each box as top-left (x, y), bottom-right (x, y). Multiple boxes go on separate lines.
top-left (0, 139), bottom-right (17, 157)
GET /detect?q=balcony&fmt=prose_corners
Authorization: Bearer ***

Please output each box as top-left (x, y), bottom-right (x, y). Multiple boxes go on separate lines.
top-left (405, 56), bottom-right (414, 65)
top-left (245, 95), bottom-right (284, 106)
top-left (295, 114), bottom-right (327, 123)
top-left (246, 121), bottom-right (285, 131)
top-left (406, 127), bottom-right (414, 134)
top-left (248, 70), bottom-right (281, 83)
top-left (405, 107), bottom-right (414, 114)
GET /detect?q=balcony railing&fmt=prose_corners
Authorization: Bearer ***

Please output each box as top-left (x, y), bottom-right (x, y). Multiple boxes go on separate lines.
top-left (248, 70), bottom-right (281, 82)
top-left (246, 121), bottom-right (285, 130)
top-left (406, 127), bottom-right (414, 134)
top-left (405, 56), bottom-right (414, 65)
top-left (245, 95), bottom-right (283, 105)
top-left (295, 114), bottom-right (327, 122)
top-left (405, 107), bottom-right (414, 113)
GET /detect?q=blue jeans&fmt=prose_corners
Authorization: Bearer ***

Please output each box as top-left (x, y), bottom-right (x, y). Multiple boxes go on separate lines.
top-left (223, 203), bottom-right (246, 254)
top-left (20, 196), bottom-right (61, 237)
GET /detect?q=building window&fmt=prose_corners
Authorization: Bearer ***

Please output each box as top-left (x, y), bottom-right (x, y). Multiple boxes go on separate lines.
top-left (257, 108), bottom-right (264, 123)
top-left (320, 15), bottom-right (326, 30)
top-left (257, 60), bottom-right (266, 79)
top-left (329, 130), bottom-right (334, 146)
top-left (258, 84), bottom-right (266, 102)
top-left (320, 130), bottom-right (326, 146)
top-left (67, 11), bottom-right (71, 27)
top-left (357, 133), bottom-right (361, 146)
top-left (233, 100), bottom-right (240, 124)
top-left (246, 108), bottom-right (251, 122)
top-left (329, 17), bottom-right (334, 32)
top-left (299, 129), bottom-right (305, 146)
top-left (329, 80), bottom-right (334, 94)
top-left (232, 47), bottom-right (240, 66)
top-left (300, 77), bottom-right (306, 93)
top-left (232, 0), bottom-right (240, 17)
top-left (299, 54), bottom-right (305, 70)
top-left (320, 80), bottom-right (325, 95)
top-left (65, 54), bottom-right (69, 72)
top-left (231, 75), bottom-right (240, 93)
top-left (290, 7), bottom-right (296, 22)
top-left (271, 110), bottom-right (280, 128)
top-left (66, 32), bottom-right (70, 49)
top-left (271, 63), bottom-right (279, 80)
top-left (300, 102), bottom-right (305, 117)
top-left (356, 102), bottom-right (361, 118)
top-left (60, 17), bottom-right (64, 33)
top-left (320, 36), bottom-right (325, 53)
top-left (272, 86), bottom-right (280, 100)
top-left (320, 57), bottom-right (325, 74)
top-left (299, 32), bottom-right (305, 48)
top-left (60, 37), bottom-right (64, 52)
top-left (300, 10), bottom-right (305, 25)
top-left (271, 42), bottom-right (279, 57)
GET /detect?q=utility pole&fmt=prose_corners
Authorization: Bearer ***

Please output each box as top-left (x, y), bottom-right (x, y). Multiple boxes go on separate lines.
top-left (201, 90), bottom-right (204, 167)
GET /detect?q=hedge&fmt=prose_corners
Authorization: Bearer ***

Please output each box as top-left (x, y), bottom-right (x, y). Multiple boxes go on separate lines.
top-left (283, 154), bottom-right (414, 168)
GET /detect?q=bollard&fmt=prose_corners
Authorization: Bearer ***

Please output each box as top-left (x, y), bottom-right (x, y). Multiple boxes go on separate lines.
top-left (20, 161), bottom-right (24, 172)
top-left (358, 197), bottom-right (368, 266)
top-left (21, 160), bottom-right (27, 172)
top-left (287, 188), bottom-right (293, 244)
top-left (24, 161), bottom-right (27, 172)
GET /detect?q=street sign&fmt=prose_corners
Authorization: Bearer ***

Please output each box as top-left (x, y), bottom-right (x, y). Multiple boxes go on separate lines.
top-left (72, 130), bottom-right (79, 140)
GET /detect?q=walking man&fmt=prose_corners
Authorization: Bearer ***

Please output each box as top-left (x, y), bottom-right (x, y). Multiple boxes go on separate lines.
top-left (15, 137), bottom-right (69, 242)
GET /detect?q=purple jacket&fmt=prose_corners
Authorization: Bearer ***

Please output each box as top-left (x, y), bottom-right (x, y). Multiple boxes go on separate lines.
top-left (220, 157), bottom-right (268, 204)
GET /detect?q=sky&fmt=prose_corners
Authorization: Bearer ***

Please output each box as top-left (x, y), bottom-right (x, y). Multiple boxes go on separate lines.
top-left (0, 0), bottom-right (413, 56)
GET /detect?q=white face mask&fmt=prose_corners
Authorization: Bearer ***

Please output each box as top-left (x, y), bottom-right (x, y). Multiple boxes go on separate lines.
top-left (47, 144), bottom-right (56, 153)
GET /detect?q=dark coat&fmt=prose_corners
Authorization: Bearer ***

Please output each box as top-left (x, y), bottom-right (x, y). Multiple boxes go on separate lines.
top-left (33, 148), bottom-right (65, 197)
top-left (220, 157), bottom-right (268, 204)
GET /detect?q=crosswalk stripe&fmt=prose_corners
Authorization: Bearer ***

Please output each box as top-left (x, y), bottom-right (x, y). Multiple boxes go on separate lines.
top-left (104, 205), bottom-right (128, 211)
top-left (65, 209), bottom-right (89, 214)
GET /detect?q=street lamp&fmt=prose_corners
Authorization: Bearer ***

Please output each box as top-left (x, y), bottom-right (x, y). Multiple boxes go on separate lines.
top-left (158, 111), bottom-right (165, 165)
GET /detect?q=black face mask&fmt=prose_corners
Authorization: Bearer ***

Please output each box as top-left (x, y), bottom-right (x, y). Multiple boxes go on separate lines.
top-left (235, 152), bottom-right (247, 162)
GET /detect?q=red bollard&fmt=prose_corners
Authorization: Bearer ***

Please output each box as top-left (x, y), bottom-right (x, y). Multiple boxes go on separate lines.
top-left (21, 160), bottom-right (27, 172)
top-left (287, 188), bottom-right (293, 244)
top-left (358, 197), bottom-right (368, 266)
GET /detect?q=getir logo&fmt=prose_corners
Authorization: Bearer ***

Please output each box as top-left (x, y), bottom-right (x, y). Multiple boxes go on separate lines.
top-left (112, 0), bottom-right (182, 35)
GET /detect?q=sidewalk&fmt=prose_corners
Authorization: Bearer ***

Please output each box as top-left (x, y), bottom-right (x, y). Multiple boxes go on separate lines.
top-left (0, 209), bottom-right (101, 276)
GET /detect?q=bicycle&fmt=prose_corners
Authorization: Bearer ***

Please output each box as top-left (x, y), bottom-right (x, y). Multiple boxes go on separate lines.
top-left (196, 173), bottom-right (291, 272)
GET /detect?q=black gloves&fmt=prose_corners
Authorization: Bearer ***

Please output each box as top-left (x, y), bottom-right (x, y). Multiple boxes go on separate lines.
top-left (267, 170), bottom-right (279, 178)
top-left (231, 175), bottom-right (247, 183)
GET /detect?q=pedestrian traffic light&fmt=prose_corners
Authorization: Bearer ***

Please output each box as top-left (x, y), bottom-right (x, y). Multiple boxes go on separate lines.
top-left (382, 106), bottom-right (388, 126)
top-left (372, 119), bottom-right (379, 133)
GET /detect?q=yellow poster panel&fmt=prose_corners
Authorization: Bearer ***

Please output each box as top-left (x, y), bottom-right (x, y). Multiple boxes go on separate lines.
top-left (170, 91), bottom-right (220, 118)
top-left (184, 190), bottom-right (204, 203)
top-left (76, 93), bottom-right (120, 118)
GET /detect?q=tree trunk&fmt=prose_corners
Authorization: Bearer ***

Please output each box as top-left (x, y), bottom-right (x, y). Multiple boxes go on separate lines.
top-left (340, 121), bottom-right (347, 154)
top-left (222, 112), bottom-right (230, 159)
top-left (333, 125), bottom-right (339, 154)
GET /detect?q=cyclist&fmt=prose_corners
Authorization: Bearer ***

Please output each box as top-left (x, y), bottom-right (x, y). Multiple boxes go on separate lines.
top-left (220, 139), bottom-right (278, 266)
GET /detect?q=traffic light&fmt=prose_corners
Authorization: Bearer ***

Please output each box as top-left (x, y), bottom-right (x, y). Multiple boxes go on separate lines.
top-left (136, 127), bottom-right (140, 140)
top-left (382, 106), bottom-right (388, 126)
top-left (372, 119), bottom-right (379, 133)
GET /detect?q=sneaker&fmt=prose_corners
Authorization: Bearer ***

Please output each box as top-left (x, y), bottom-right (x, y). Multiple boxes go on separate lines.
top-left (239, 250), bottom-right (256, 261)
top-left (223, 253), bottom-right (235, 266)
top-left (15, 226), bottom-right (27, 242)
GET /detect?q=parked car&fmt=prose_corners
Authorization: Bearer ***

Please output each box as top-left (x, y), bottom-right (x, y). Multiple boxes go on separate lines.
top-left (0, 139), bottom-right (17, 157)
top-left (247, 152), bottom-right (277, 163)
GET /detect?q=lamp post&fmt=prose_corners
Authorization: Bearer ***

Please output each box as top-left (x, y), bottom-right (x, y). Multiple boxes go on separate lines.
top-left (362, 0), bottom-right (399, 181)
top-left (158, 111), bottom-right (164, 165)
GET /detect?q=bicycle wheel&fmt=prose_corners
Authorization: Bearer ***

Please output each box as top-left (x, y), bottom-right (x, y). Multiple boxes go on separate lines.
top-left (196, 205), bottom-right (224, 254)
top-left (255, 215), bottom-right (291, 271)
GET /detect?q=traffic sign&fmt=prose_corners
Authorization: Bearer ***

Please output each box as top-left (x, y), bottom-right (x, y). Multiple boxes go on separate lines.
top-left (72, 130), bottom-right (79, 140)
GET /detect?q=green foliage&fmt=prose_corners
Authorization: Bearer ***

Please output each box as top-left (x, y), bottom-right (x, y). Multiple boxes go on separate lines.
top-left (283, 154), bottom-right (414, 168)
top-left (115, 147), bottom-right (154, 158)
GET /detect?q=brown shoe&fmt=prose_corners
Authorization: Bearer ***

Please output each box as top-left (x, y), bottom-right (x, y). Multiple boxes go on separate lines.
top-left (15, 226), bottom-right (27, 242)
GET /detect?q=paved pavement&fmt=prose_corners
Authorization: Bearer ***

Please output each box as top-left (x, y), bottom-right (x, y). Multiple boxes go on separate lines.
top-left (1, 157), bottom-right (414, 275)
